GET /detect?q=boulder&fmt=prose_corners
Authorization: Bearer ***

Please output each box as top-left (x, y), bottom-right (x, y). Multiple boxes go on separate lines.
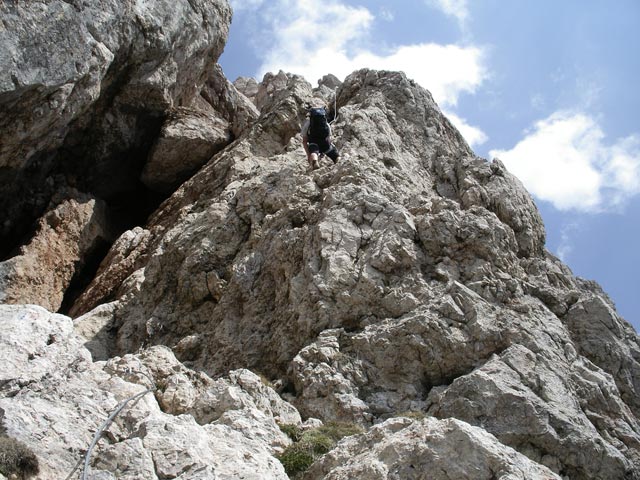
top-left (0, 304), bottom-right (294, 479)
top-left (303, 417), bottom-right (561, 480)
top-left (141, 108), bottom-right (232, 193)
top-left (427, 344), bottom-right (640, 479)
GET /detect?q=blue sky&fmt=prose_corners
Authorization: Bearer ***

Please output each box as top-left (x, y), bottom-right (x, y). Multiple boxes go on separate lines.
top-left (220, 0), bottom-right (640, 331)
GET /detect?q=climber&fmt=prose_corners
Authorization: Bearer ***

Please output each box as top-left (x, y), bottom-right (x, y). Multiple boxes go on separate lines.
top-left (301, 105), bottom-right (339, 170)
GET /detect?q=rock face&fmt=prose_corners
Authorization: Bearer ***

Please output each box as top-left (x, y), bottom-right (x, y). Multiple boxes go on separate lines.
top-left (304, 417), bottom-right (562, 480)
top-left (205, 64), bottom-right (260, 138)
top-left (55, 68), bottom-right (639, 478)
top-left (1, 2), bottom-right (640, 479)
top-left (234, 76), bottom-right (260, 105)
top-left (0, 0), bottom-right (232, 260)
top-left (141, 108), bottom-right (232, 193)
top-left (0, 193), bottom-right (111, 312)
top-left (0, 0), bottom-right (231, 171)
top-left (0, 304), bottom-right (293, 480)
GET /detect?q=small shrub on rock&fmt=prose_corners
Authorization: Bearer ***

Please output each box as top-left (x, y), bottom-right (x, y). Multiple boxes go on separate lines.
top-left (278, 443), bottom-right (315, 477)
top-left (0, 436), bottom-right (40, 479)
top-left (277, 422), bottom-right (364, 478)
top-left (279, 423), bottom-right (303, 442)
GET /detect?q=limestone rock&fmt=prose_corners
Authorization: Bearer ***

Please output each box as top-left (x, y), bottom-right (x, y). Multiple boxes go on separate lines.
top-left (105, 348), bottom-right (300, 452)
top-left (3, 25), bottom-right (640, 477)
top-left (427, 344), bottom-right (640, 479)
top-left (90, 70), bottom-right (464, 373)
top-left (564, 291), bottom-right (640, 417)
top-left (203, 65), bottom-right (260, 137)
top-left (431, 154), bottom-right (546, 257)
top-left (0, 305), bottom-right (87, 392)
top-left (303, 417), bottom-right (561, 480)
top-left (234, 76), bottom-right (260, 105)
top-left (141, 108), bottom-right (232, 193)
top-left (0, 305), bottom-right (293, 479)
top-left (313, 73), bottom-right (343, 107)
top-left (69, 227), bottom-right (151, 318)
top-left (0, 193), bottom-right (110, 312)
top-left (318, 74), bottom-right (343, 91)
top-left (64, 68), bottom-right (640, 479)
top-left (0, 0), bottom-right (232, 260)
top-left (0, 0), bottom-right (231, 171)
top-left (73, 301), bottom-right (119, 361)
top-left (255, 70), bottom-right (292, 111)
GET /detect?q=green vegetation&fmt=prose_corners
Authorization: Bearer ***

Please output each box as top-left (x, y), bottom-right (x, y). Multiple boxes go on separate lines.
top-left (0, 436), bottom-right (40, 479)
top-left (277, 422), bottom-right (364, 478)
top-left (279, 423), bottom-right (303, 442)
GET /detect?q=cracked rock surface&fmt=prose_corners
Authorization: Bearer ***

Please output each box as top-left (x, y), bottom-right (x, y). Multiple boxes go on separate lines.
top-left (1, 2), bottom-right (639, 478)
top-left (64, 68), bottom-right (640, 478)
top-left (0, 304), bottom-right (292, 480)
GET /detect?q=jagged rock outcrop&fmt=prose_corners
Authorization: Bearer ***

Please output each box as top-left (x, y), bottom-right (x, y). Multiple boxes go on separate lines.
top-left (69, 227), bottom-right (152, 319)
top-left (140, 65), bottom-right (262, 194)
top-left (0, 0), bottom-right (232, 261)
top-left (1, 2), bottom-right (639, 478)
top-left (0, 304), bottom-right (295, 479)
top-left (303, 417), bottom-right (562, 479)
top-left (141, 108), bottom-right (232, 193)
top-left (234, 76), bottom-right (260, 105)
top-left (63, 68), bottom-right (640, 479)
top-left (203, 64), bottom-right (260, 138)
top-left (0, 0), bottom-right (231, 167)
top-left (254, 70), bottom-right (298, 112)
top-left (426, 344), bottom-right (640, 479)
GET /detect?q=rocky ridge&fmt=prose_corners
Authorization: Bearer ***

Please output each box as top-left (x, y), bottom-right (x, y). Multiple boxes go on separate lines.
top-left (1, 1), bottom-right (640, 479)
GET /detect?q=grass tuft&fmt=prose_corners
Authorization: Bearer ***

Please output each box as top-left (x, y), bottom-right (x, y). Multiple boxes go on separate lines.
top-left (277, 422), bottom-right (364, 478)
top-left (0, 436), bottom-right (40, 479)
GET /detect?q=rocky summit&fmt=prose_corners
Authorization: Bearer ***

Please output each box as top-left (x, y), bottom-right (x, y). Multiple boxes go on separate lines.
top-left (1, 1), bottom-right (639, 479)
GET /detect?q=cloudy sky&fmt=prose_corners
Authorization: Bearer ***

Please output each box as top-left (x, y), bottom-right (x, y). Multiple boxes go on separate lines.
top-left (220, 0), bottom-right (640, 331)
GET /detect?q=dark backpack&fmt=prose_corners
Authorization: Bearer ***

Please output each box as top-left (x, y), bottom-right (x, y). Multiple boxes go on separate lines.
top-left (308, 108), bottom-right (330, 142)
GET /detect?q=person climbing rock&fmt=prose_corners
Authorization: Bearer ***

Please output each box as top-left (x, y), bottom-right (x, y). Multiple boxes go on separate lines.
top-left (301, 105), bottom-right (339, 170)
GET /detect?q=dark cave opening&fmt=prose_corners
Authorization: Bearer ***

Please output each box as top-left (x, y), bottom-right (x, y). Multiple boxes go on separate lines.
top-left (58, 238), bottom-right (112, 316)
top-left (0, 105), bottom-right (172, 316)
top-left (56, 179), bottom-right (169, 317)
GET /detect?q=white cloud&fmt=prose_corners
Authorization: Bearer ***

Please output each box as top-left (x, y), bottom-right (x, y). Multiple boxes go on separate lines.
top-left (490, 111), bottom-right (640, 212)
top-left (556, 222), bottom-right (579, 261)
top-left (256, 0), bottom-right (374, 80)
top-left (444, 110), bottom-right (488, 147)
top-left (380, 7), bottom-right (394, 22)
top-left (260, 43), bottom-right (485, 107)
top-left (255, 0), bottom-right (485, 108)
top-left (426, 0), bottom-right (469, 25)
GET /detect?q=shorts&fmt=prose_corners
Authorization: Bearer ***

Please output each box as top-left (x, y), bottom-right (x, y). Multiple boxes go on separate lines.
top-left (308, 142), bottom-right (339, 163)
